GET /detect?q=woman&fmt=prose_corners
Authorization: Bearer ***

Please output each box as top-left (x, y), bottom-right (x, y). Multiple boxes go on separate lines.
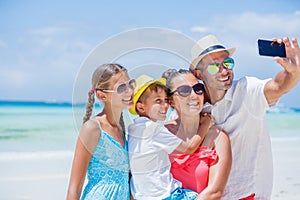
top-left (67, 63), bottom-right (135, 200)
top-left (163, 69), bottom-right (232, 200)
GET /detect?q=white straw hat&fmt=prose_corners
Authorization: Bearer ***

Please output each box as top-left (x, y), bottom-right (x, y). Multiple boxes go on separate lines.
top-left (190, 34), bottom-right (236, 71)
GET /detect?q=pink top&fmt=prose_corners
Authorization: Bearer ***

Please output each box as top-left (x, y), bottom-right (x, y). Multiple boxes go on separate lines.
top-left (169, 146), bottom-right (218, 193)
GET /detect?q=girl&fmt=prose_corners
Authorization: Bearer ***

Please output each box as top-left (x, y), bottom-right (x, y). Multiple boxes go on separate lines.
top-left (67, 63), bottom-right (135, 200)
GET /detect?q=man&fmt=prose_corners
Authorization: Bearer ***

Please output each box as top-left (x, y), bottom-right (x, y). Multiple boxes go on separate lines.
top-left (189, 34), bottom-right (300, 200)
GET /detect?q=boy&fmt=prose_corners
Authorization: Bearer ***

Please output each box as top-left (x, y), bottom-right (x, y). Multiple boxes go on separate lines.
top-left (128, 75), bottom-right (212, 200)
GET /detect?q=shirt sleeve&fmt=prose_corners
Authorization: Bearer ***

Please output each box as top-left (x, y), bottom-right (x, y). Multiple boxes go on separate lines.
top-left (152, 125), bottom-right (182, 154)
top-left (243, 76), bottom-right (273, 116)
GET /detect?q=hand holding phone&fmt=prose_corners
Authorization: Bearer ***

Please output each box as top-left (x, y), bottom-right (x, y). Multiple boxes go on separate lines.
top-left (258, 39), bottom-right (286, 57)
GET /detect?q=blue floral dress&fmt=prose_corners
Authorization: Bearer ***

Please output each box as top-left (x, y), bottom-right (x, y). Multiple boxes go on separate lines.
top-left (81, 119), bottom-right (130, 200)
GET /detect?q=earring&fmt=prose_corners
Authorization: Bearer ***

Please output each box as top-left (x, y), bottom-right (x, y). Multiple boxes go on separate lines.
top-left (96, 91), bottom-right (107, 101)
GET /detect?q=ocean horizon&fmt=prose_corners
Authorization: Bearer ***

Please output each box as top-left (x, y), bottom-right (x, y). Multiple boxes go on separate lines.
top-left (1, 100), bottom-right (300, 200)
top-left (1, 100), bottom-right (300, 153)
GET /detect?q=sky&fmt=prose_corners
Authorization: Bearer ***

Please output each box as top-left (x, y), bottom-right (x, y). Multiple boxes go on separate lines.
top-left (1, 0), bottom-right (300, 108)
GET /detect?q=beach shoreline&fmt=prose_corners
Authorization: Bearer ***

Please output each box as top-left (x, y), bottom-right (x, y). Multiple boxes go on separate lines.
top-left (1, 104), bottom-right (299, 199)
top-left (0, 138), bottom-right (299, 200)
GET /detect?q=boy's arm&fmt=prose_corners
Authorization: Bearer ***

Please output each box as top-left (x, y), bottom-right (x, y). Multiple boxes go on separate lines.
top-left (175, 113), bottom-right (213, 154)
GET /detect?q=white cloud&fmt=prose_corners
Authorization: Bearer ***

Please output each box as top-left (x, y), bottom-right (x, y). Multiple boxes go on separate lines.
top-left (26, 26), bottom-right (71, 48)
top-left (2, 7), bottom-right (300, 105)
top-left (209, 12), bottom-right (300, 38)
top-left (189, 12), bottom-right (300, 63)
top-left (73, 41), bottom-right (91, 50)
top-left (0, 69), bottom-right (30, 89)
top-left (190, 26), bottom-right (209, 33)
top-left (189, 11), bottom-right (300, 107)
top-left (0, 23), bottom-right (92, 102)
top-left (29, 26), bottom-right (69, 36)
top-left (15, 25), bottom-right (91, 68)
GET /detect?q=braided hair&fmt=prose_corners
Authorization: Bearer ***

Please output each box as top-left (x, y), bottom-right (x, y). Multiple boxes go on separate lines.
top-left (83, 63), bottom-right (127, 132)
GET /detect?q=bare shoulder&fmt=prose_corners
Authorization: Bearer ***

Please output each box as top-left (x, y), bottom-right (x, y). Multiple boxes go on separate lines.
top-left (81, 119), bottom-right (101, 136)
top-left (202, 126), bottom-right (229, 147)
top-left (78, 118), bottom-right (101, 153)
top-left (213, 127), bottom-right (231, 149)
top-left (214, 127), bottom-right (229, 139)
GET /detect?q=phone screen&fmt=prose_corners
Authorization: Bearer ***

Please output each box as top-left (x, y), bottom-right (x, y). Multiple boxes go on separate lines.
top-left (258, 39), bottom-right (286, 57)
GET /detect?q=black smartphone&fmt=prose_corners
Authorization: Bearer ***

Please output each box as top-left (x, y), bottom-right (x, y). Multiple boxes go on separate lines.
top-left (258, 39), bottom-right (286, 57)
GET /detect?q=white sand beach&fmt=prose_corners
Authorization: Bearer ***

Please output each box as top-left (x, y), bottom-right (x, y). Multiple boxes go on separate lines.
top-left (0, 138), bottom-right (299, 200)
top-left (0, 151), bottom-right (74, 200)
top-left (271, 138), bottom-right (300, 200)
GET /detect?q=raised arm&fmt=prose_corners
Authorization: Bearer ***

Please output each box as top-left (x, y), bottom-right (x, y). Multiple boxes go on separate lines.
top-left (176, 113), bottom-right (213, 154)
top-left (196, 129), bottom-right (232, 200)
top-left (264, 37), bottom-right (300, 104)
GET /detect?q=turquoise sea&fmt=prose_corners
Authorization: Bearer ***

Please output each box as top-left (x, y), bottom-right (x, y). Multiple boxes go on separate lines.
top-left (1, 100), bottom-right (300, 200)
top-left (0, 101), bottom-right (78, 152)
top-left (1, 100), bottom-right (300, 153)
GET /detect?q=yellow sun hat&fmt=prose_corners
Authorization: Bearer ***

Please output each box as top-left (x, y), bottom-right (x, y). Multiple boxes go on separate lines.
top-left (129, 74), bottom-right (166, 115)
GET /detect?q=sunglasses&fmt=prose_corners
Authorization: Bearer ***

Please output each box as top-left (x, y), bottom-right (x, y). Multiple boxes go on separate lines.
top-left (169, 83), bottom-right (204, 97)
top-left (96, 79), bottom-right (136, 95)
top-left (207, 57), bottom-right (234, 75)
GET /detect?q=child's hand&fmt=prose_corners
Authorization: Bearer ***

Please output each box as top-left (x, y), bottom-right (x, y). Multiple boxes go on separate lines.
top-left (200, 113), bottom-right (214, 128)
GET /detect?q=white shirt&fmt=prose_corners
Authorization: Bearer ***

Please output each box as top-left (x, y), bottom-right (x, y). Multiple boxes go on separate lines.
top-left (204, 76), bottom-right (273, 200)
top-left (128, 117), bottom-right (182, 200)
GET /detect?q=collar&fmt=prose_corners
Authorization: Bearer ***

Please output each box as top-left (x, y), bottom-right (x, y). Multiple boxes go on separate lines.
top-left (134, 116), bottom-right (150, 124)
top-left (223, 80), bottom-right (236, 102)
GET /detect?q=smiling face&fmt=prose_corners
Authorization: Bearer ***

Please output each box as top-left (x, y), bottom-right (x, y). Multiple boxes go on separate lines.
top-left (169, 73), bottom-right (204, 117)
top-left (136, 84), bottom-right (169, 122)
top-left (195, 50), bottom-right (234, 102)
top-left (98, 71), bottom-right (134, 109)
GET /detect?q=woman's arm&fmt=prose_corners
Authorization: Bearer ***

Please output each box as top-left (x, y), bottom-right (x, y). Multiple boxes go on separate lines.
top-left (196, 129), bottom-right (232, 200)
top-left (66, 121), bottom-right (99, 200)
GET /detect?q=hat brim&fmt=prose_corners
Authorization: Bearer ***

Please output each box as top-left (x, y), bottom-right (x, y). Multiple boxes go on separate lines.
top-left (190, 47), bottom-right (236, 71)
top-left (129, 77), bottom-right (166, 115)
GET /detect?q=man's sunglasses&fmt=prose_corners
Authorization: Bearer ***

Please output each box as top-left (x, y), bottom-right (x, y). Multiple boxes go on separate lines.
top-left (207, 57), bottom-right (234, 75)
top-left (96, 79), bottom-right (136, 95)
top-left (169, 83), bottom-right (204, 97)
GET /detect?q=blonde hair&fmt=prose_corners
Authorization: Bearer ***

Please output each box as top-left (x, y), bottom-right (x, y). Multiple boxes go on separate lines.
top-left (83, 63), bottom-right (127, 130)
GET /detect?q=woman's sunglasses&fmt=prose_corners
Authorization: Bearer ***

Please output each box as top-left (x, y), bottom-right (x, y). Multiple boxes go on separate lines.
top-left (169, 83), bottom-right (204, 97)
top-left (207, 57), bottom-right (234, 75)
top-left (96, 79), bottom-right (136, 95)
